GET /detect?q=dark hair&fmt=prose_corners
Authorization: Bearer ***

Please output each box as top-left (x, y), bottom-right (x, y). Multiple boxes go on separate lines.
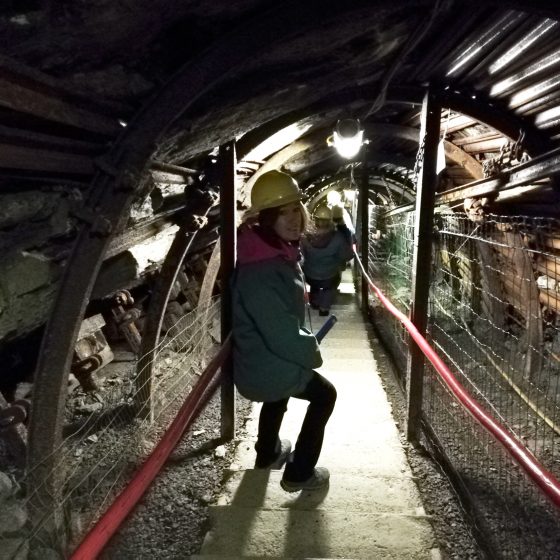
top-left (258, 206), bottom-right (281, 229)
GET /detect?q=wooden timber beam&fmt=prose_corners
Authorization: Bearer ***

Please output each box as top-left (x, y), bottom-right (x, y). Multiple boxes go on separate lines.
top-left (406, 89), bottom-right (441, 443)
top-left (385, 145), bottom-right (559, 215)
top-left (453, 132), bottom-right (502, 146)
top-left (0, 125), bottom-right (102, 154)
top-left (462, 138), bottom-right (508, 154)
top-left (0, 55), bottom-right (125, 136)
top-left (437, 145), bottom-right (560, 205)
top-left (0, 143), bottom-right (95, 175)
top-left (150, 160), bottom-right (197, 176)
top-left (443, 140), bottom-right (483, 179)
top-left (445, 114), bottom-right (476, 134)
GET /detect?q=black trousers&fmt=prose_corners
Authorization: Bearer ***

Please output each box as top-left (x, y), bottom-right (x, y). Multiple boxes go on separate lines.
top-left (254, 371), bottom-right (337, 482)
top-left (307, 273), bottom-right (341, 311)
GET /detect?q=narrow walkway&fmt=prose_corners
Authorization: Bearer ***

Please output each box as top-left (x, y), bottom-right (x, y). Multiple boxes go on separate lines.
top-left (193, 274), bottom-right (440, 560)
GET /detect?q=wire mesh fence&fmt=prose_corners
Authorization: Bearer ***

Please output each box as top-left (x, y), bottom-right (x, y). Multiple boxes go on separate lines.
top-left (369, 209), bottom-right (560, 559)
top-left (4, 296), bottom-right (222, 559)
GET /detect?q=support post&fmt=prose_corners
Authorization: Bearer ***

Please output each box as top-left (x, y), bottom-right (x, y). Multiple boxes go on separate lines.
top-left (359, 145), bottom-right (370, 313)
top-left (219, 141), bottom-right (237, 440)
top-left (406, 89), bottom-right (441, 444)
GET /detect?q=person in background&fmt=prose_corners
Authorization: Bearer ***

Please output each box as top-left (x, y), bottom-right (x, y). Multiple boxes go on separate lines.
top-left (332, 204), bottom-right (356, 246)
top-left (302, 205), bottom-right (354, 316)
top-left (231, 170), bottom-right (337, 492)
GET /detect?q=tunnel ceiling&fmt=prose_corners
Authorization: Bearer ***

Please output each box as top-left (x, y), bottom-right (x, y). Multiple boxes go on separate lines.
top-left (0, 0), bottom-right (560, 365)
top-left (1, 0), bottom-right (560, 207)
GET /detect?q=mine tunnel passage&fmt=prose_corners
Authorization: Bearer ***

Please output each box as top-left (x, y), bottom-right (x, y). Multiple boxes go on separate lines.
top-left (1, 0), bottom-right (560, 558)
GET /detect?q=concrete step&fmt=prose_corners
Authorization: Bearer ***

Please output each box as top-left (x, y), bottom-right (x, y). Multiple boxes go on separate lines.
top-left (199, 507), bottom-right (438, 559)
top-left (318, 337), bottom-right (373, 349)
top-left (197, 292), bottom-right (440, 560)
top-left (318, 359), bottom-right (380, 376)
top-left (230, 440), bottom-right (412, 477)
top-left (319, 346), bottom-right (373, 359)
top-left (216, 469), bottom-right (424, 515)
top-left (320, 327), bottom-right (374, 339)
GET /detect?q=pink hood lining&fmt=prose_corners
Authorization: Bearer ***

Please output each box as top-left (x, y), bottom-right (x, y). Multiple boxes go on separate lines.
top-left (236, 225), bottom-right (299, 265)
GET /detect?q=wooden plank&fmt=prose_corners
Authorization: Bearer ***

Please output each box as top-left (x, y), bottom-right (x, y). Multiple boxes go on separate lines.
top-left (443, 140), bottom-right (483, 179)
top-left (542, 237), bottom-right (560, 250)
top-left (150, 160), bottom-right (197, 175)
top-left (0, 124), bottom-right (102, 153)
top-left (536, 257), bottom-right (560, 278)
top-left (0, 143), bottom-right (95, 174)
top-left (0, 53), bottom-right (130, 116)
top-left (445, 114), bottom-right (476, 133)
top-left (453, 132), bottom-right (501, 146)
top-left (0, 76), bottom-right (121, 136)
top-left (151, 170), bottom-right (187, 184)
top-left (105, 219), bottom-right (177, 260)
top-left (462, 137), bottom-right (508, 153)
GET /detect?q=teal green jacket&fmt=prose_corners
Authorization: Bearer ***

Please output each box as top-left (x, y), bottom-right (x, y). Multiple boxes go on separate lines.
top-left (232, 226), bottom-right (322, 402)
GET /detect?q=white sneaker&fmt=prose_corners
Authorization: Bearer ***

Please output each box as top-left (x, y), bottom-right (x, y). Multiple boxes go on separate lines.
top-left (280, 467), bottom-right (330, 492)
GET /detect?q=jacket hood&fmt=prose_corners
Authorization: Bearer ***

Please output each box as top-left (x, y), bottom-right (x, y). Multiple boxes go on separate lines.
top-left (237, 225), bottom-right (300, 265)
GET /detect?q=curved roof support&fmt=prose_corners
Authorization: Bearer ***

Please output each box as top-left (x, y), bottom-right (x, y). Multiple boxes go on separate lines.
top-left (388, 84), bottom-right (553, 156)
top-left (297, 153), bottom-right (414, 186)
top-left (306, 168), bottom-right (414, 210)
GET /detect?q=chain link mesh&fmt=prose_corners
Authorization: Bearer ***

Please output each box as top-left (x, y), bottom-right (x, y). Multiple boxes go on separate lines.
top-left (369, 210), bottom-right (560, 559)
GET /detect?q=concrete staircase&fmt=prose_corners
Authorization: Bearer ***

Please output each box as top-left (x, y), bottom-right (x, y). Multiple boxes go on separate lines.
top-left (192, 278), bottom-right (440, 560)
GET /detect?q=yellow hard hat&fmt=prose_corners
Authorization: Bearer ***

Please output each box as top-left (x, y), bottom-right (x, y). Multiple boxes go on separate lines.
top-left (250, 170), bottom-right (303, 212)
top-left (331, 205), bottom-right (344, 220)
top-left (314, 205), bottom-right (332, 220)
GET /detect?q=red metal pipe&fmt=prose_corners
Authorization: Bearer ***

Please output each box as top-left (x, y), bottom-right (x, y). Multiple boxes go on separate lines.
top-left (354, 249), bottom-right (560, 508)
top-left (70, 336), bottom-right (231, 560)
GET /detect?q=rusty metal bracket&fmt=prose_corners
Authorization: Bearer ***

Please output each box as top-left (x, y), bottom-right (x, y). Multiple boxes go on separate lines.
top-left (0, 399), bottom-right (31, 430)
top-left (111, 290), bottom-right (142, 353)
top-left (184, 214), bottom-right (209, 232)
top-left (202, 189), bottom-right (220, 208)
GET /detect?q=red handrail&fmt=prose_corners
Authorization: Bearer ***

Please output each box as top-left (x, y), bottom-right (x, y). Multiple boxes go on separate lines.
top-left (354, 250), bottom-right (560, 508)
top-left (71, 336), bottom-right (231, 560)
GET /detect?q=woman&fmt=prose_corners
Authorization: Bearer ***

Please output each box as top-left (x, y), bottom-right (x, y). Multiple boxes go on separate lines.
top-left (302, 205), bottom-right (354, 316)
top-left (232, 170), bottom-right (337, 492)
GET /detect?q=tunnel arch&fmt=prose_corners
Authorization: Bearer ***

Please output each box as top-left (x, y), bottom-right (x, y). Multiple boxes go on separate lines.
top-left (27, 0), bottom-right (560, 529)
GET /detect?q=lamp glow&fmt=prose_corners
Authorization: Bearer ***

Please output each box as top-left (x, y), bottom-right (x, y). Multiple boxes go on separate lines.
top-left (333, 119), bottom-right (363, 159)
top-left (327, 190), bottom-right (342, 206)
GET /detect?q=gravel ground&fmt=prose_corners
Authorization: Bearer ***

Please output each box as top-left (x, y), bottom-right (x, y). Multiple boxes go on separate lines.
top-left (101, 389), bottom-right (253, 559)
